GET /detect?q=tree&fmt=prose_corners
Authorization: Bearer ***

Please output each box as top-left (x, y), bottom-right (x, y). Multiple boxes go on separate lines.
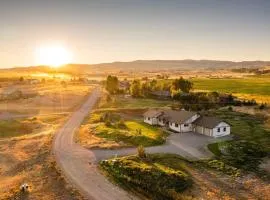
top-left (105, 75), bottom-right (119, 94)
top-left (141, 82), bottom-right (150, 97)
top-left (19, 76), bottom-right (24, 82)
top-left (172, 77), bottom-right (193, 93)
top-left (130, 79), bottom-right (141, 97)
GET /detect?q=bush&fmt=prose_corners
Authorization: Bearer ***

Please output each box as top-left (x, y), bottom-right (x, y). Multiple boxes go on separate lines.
top-left (206, 160), bottom-right (241, 177)
top-left (100, 156), bottom-right (191, 200)
top-left (117, 119), bottom-right (126, 129)
top-left (105, 120), bottom-right (111, 127)
top-left (221, 141), bottom-right (267, 171)
top-left (137, 145), bottom-right (146, 158)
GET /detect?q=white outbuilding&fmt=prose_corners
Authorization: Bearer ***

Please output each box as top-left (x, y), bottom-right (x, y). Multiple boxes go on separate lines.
top-left (193, 116), bottom-right (231, 137)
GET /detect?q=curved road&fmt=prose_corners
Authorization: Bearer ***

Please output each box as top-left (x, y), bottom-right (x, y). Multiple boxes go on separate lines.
top-left (53, 88), bottom-right (138, 200)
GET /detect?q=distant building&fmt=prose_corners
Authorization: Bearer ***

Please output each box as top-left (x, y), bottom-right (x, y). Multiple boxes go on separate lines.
top-left (143, 109), bottom-right (230, 137)
top-left (119, 80), bottom-right (130, 91)
top-left (149, 90), bottom-right (171, 99)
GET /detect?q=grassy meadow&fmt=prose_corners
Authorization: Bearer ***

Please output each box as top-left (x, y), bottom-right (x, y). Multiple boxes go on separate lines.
top-left (100, 95), bottom-right (174, 109)
top-left (192, 76), bottom-right (270, 103)
top-left (0, 114), bottom-right (68, 138)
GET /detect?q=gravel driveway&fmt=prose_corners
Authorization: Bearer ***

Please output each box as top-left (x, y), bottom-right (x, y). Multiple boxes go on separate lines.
top-left (53, 88), bottom-right (138, 200)
top-left (92, 132), bottom-right (232, 162)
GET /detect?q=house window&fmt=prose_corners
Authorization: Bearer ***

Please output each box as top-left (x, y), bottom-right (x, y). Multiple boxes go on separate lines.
top-left (184, 124), bottom-right (189, 127)
top-left (148, 117), bottom-right (150, 120)
top-left (217, 128), bottom-right (220, 132)
top-left (223, 127), bottom-right (226, 132)
top-left (175, 123), bottom-right (178, 127)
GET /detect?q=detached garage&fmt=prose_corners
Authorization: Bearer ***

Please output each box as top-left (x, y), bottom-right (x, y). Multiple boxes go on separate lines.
top-left (193, 116), bottom-right (230, 138)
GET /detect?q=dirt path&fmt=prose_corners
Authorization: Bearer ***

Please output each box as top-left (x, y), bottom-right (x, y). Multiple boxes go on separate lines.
top-left (53, 88), bottom-right (138, 200)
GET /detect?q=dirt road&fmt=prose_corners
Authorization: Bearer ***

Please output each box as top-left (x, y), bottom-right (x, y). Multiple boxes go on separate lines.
top-left (53, 88), bottom-right (137, 200)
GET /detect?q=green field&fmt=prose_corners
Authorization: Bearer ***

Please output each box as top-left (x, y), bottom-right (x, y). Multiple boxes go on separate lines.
top-left (101, 96), bottom-right (173, 109)
top-left (192, 77), bottom-right (270, 103)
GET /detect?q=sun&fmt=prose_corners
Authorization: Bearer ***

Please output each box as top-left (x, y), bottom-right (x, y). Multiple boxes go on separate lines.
top-left (36, 45), bottom-right (72, 67)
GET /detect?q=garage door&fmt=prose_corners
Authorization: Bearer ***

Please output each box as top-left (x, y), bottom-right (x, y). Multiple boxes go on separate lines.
top-left (195, 126), bottom-right (204, 134)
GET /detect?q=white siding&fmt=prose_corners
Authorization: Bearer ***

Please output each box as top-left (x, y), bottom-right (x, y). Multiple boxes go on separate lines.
top-left (169, 122), bottom-right (181, 132)
top-left (157, 118), bottom-right (166, 126)
top-left (181, 114), bottom-right (201, 132)
top-left (194, 125), bottom-right (204, 134)
top-left (212, 122), bottom-right (230, 137)
top-left (169, 114), bottom-right (200, 133)
top-left (144, 117), bottom-right (158, 125)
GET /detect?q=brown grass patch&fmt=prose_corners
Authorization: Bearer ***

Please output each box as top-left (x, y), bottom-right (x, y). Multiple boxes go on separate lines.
top-left (0, 135), bottom-right (84, 200)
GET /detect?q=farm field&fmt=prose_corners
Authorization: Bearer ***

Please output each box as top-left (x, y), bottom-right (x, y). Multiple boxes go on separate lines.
top-left (192, 76), bottom-right (270, 103)
top-left (100, 95), bottom-right (174, 109)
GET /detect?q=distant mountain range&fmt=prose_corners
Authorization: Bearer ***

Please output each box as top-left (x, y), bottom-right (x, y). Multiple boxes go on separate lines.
top-left (3, 60), bottom-right (270, 74)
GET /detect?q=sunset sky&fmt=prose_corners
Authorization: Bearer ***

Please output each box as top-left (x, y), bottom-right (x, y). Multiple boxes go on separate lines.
top-left (0, 0), bottom-right (269, 68)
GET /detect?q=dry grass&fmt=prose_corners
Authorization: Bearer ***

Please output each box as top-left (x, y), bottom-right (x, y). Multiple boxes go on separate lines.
top-left (76, 124), bottom-right (125, 149)
top-left (0, 135), bottom-right (84, 200)
top-left (0, 82), bottom-right (93, 115)
top-left (0, 114), bottom-right (68, 138)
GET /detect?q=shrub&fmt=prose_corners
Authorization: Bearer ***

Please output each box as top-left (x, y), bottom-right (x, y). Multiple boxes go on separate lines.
top-left (221, 141), bottom-right (267, 171)
top-left (117, 119), bottom-right (126, 129)
top-left (100, 156), bottom-right (191, 200)
top-left (137, 145), bottom-right (146, 158)
top-left (228, 106), bottom-right (233, 111)
top-left (136, 128), bottom-right (142, 135)
top-left (105, 120), bottom-right (111, 127)
top-left (206, 159), bottom-right (241, 177)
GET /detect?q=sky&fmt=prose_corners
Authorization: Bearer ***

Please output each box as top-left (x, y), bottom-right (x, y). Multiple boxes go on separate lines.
top-left (0, 0), bottom-right (269, 68)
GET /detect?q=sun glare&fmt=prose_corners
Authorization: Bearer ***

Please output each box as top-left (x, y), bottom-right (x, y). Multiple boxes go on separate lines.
top-left (36, 45), bottom-right (72, 67)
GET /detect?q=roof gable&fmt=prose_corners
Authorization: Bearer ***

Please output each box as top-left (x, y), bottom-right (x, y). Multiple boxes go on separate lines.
top-left (160, 110), bottom-right (197, 124)
top-left (143, 109), bottom-right (163, 118)
top-left (193, 116), bottom-right (228, 129)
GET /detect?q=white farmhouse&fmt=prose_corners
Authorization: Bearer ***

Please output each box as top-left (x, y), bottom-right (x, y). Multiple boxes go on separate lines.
top-left (143, 109), bottom-right (231, 138)
top-left (159, 110), bottom-right (200, 133)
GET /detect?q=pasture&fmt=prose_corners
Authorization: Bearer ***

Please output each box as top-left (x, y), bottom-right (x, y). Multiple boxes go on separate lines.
top-left (192, 76), bottom-right (270, 103)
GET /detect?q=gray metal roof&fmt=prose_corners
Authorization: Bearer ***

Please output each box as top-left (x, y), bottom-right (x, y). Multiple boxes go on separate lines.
top-left (143, 109), bottom-right (163, 118)
top-left (161, 110), bottom-right (197, 124)
top-left (193, 116), bottom-right (227, 129)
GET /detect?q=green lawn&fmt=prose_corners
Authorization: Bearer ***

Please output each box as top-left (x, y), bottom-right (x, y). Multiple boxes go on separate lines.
top-left (95, 120), bottom-right (168, 147)
top-left (100, 154), bottom-right (191, 200)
